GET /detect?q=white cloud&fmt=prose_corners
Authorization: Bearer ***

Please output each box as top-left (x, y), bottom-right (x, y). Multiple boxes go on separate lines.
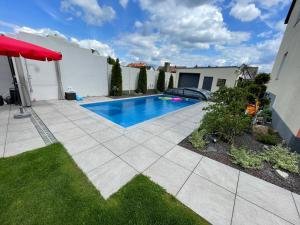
top-left (71, 38), bottom-right (115, 58)
top-left (60, 0), bottom-right (115, 26)
top-left (14, 26), bottom-right (67, 39)
top-left (230, 3), bottom-right (261, 22)
top-left (119, 0), bottom-right (129, 8)
top-left (134, 20), bottom-right (143, 28)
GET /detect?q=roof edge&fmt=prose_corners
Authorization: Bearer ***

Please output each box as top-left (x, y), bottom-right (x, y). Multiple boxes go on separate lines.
top-left (285, 0), bottom-right (297, 24)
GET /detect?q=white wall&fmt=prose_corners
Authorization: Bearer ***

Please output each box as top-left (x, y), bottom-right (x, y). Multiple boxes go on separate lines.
top-left (176, 67), bottom-right (238, 92)
top-left (268, 0), bottom-right (300, 139)
top-left (15, 32), bottom-right (109, 100)
top-left (0, 56), bottom-right (14, 97)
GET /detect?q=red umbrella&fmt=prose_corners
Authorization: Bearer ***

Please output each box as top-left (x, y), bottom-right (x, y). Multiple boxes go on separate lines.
top-left (0, 34), bottom-right (62, 61)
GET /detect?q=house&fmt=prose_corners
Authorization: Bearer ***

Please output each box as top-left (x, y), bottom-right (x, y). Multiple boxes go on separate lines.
top-left (127, 62), bottom-right (155, 70)
top-left (175, 66), bottom-right (258, 92)
top-left (158, 62), bottom-right (186, 73)
top-left (268, 0), bottom-right (300, 152)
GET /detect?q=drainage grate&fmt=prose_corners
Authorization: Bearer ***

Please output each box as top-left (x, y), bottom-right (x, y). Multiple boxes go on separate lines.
top-left (28, 108), bottom-right (57, 145)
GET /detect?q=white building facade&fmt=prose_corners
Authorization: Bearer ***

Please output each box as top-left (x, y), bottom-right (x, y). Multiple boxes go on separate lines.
top-left (268, 0), bottom-right (300, 152)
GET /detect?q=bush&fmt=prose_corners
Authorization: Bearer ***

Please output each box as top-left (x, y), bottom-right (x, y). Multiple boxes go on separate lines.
top-left (255, 127), bottom-right (280, 145)
top-left (230, 145), bottom-right (264, 169)
top-left (110, 59), bottom-right (122, 96)
top-left (157, 70), bottom-right (165, 92)
top-left (259, 109), bottom-right (272, 122)
top-left (189, 129), bottom-right (208, 150)
top-left (168, 74), bottom-right (174, 89)
top-left (263, 145), bottom-right (299, 173)
top-left (107, 56), bottom-right (116, 65)
top-left (255, 73), bottom-right (271, 85)
top-left (137, 67), bottom-right (147, 94)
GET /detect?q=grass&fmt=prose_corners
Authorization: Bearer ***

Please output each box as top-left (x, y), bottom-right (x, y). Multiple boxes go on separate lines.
top-left (0, 143), bottom-right (210, 225)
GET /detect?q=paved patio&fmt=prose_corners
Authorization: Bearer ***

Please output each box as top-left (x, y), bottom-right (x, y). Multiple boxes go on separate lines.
top-left (1, 97), bottom-right (299, 225)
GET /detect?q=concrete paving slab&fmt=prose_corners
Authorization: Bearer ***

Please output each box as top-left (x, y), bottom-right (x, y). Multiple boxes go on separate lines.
top-left (160, 130), bottom-right (186, 144)
top-left (120, 145), bottom-right (160, 172)
top-left (48, 122), bottom-right (77, 133)
top-left (4, 137), bottom-right (45, 157)
top-left (232, 196), bottom-right (293, 225)
top-left (164, 145), bottom-right (202, 171)
top-left (91, 127), bottom-right (122, 143)
top-left (237, 172), bottom-right (299, 224)
top-left (88, 157), bottom-right (138, 199)
top-left (124, 128), bottom-right (153, 144)
top-left (63, 135), bottom-right (99, 155)
top-left (194, 157), bottom-right (239, 193)
top-left (143, 157), bottom-right (190, 195)
top-left (103, 135), bottom-right (138, 155)
top-left (72, 145), bottom-right (116, 173)
top-left (143, 136), bottom-right (175, 155)
top-left (53, 127), bottom-right (86, 143)
top-left (177, 173), bottom-right (235, 225)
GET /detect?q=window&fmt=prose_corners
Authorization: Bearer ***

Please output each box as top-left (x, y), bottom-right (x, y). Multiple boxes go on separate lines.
top-left (216, 79), bottom-right (226, 87)
top-left (276, 52), bottom-right (288, 80)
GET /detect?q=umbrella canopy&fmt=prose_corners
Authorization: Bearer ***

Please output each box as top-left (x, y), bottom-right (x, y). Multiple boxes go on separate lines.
top-left (0, 34), bottom-right (62, 61)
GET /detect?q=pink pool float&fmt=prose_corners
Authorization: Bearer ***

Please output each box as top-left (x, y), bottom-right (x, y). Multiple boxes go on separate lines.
top-left (172, 97), bottom-right (183, 102)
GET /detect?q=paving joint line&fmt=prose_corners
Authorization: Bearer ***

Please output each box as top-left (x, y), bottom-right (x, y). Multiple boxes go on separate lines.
top-left (236, 194), bottom-right (296, 225)
top-left (175, 155), bottom-right (203, 197)
top-left (230, 170), bottom-right (240, 225)
top-left (291, 192), bottom-right (300, 218)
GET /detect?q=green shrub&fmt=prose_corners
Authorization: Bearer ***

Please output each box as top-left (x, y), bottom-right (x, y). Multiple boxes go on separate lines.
top-left (259, 109), bottom-right (272, 122)
top-left (107, 56), bottom-right (116, 65)
top-left (255, 73), bottom-right (271, 85)
top-left (230, 145), bottom-right (263, 169)
top-left (189, 129), bottom-right (208, 150)
top-left (255, 127), bottom-right (280, 145)
top-left (168, 74), bottom-right (174, 89)
top-left (263, 145), bottom-right (299, 173)
top-left (137, 67), bottom-right (147, 94)
top-left (200, 106), bottom-right (251, 143)
top-left (110, 59), bottom-right (122, 96)
top-left (157, 70), bottom-right (165, 92)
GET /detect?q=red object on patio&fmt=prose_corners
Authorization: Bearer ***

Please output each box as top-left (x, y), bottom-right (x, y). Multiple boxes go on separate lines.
top-left (0, 34), bottom-right (62, 61)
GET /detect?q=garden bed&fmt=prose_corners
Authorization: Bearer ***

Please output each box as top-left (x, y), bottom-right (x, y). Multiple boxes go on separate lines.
top-left (179, 133), bottom-right (300, 194)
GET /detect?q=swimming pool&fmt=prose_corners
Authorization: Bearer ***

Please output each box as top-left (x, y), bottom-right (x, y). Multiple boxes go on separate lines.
top-left (81, 95), bottom-right (199, 128)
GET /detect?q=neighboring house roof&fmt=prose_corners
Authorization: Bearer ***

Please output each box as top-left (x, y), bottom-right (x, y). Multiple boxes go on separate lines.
top-left (157, 65), bottom-right (186, 73)
top-left (127, 62), bottom-right (147, 68)
top-left (285, 0), bottom-right (297, 24)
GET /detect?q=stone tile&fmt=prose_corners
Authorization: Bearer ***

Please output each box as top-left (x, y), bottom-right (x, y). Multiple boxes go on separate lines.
top-left (170, 124), bottom-right (194, 136)
top-left (0, 145), bottom-right (4, 157)
top-left (194, 157), bottom-right (239, 193)
top-left (164, 145), bottom-right (202, 171)
top-left (0, 134), bottom-right (5, 146)
top-left (4, 137), bottom-right (45, 157)
top-left (232, 196), bottom-right (292, 225)
top-left (42, 117), bottom-right (70, 126)
top-left (77, 122), bottom-right (108, 134)
top-left (120, 145), bottom-right (160, 172)
top-left (178, 121), bottom-right (198, 130)
top-left (160, 130), bottom-right (186, 144)
top-left (88, 157), bottom-right (138, 199)
top-left (124, 128), bottom-right (153, 144)
top-left (237, 172), bottom-right (299, 224)
top-left (53, 127), bottom-right (86, 143)
top-left (91, 127), bottom-right (122, 143)
top-left (63, 135), bottom-right (99, 155)
top-left (6, 129), bottom-right (40, 143)
top-left (72, 145), bottom-right (116, 173)
top-left (7, 122), bottom-right (35, 131)
top-left (67, 113), bottom-right (89, 121)
top-left (0, 125), bottom-right (7, 135)
top-left (47, 122), bottom-right (77, 133)
top-left (72, 117), bottom-right (96, 126)
top-left (102, 135), bottom-right (138, 155)
top-left (143, 157), bottom-right (190, 195)
top-left (152, 120), bottom-right (175, 129)
top-left (140, 123), bottom-right (166, 135)
top-left (143, 136), bottom-right (175, 155)
top-left (177, 173), bottom-right (235, 225)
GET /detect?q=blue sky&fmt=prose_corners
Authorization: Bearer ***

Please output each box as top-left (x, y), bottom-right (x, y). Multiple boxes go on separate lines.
top-left (0, 0), bottom-right (292, 71)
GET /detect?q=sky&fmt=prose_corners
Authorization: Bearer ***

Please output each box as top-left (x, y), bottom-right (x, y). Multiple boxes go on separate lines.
top-left (0, 0), bottom-right (292, 72)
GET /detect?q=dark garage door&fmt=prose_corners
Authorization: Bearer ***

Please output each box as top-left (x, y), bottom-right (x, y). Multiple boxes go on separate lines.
top-left (178, 73), bottom-right (200, 88)
top-left (202, 76), bottom-right (213, 91)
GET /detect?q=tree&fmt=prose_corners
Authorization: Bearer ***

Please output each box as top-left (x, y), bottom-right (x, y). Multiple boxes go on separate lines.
top-left (168, 74), bottom-right (174, 89)
top-left (157, 70), bottom-right (165, 92)
top-left (107, 56), bottom-right (116, 65)
top-left (137, 67), bottom-right (147, 94)
top-left (110, 59), bottom-right (122, 96)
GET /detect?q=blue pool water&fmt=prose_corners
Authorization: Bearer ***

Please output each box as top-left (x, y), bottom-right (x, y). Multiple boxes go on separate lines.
top-left (82, 95), bottom-right (199, 128)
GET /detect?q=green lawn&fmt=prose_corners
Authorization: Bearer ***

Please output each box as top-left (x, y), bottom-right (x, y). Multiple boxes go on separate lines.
top-left (0, 143), bottom-right (210, 225)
